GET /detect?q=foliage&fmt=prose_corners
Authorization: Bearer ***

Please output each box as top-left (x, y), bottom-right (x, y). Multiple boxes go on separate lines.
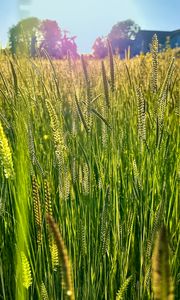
top-left (108, 19), bottom-right (140, 41)
top-left (0, 44), bottom-right (179, 299)
top-left (8, 18), bottom-right (78, 59)
top-left (108, 19), bottom-right (140, 54)
top-left (92, 36), bottom-right (108, 59)
top-left (60, 32), bottom-right (79, 59)
top-left (8, 17), bottom-right (40, 56)
top-left (39, 19), bottom-right (62, 58)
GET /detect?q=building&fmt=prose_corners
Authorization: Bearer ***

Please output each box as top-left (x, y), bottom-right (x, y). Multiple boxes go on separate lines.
top-left (132, 29), bottom-right (180, 55)
top-left (115, 29), bottom-right (180, 58)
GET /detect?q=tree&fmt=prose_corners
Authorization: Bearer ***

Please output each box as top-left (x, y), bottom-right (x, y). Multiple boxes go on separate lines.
top-left (92, 37), bottom-right (108, 59)
top-left (9, 17), bottom-right (40, 56)
top-left (9, 26), bottom-right (19, 56)
top-left (39, 20), bottom-right (62, 58)
top-left (108, 19), bottom-right (140, 55)
top-left (8, 18), bottom-right (79, 59)
top-left (30, 36), bottom-right (37, 58)
top-left (60, 31), bottom-right (79, 59)
top-left (108, 19), bottom-right (140, 41)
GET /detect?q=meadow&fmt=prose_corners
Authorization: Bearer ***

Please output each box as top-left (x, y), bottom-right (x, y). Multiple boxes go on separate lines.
top-left (0, 40), bottom-right (179, 299)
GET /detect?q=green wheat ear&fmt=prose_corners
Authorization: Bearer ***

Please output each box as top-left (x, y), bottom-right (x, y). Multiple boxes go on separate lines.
top-left (44, 179), bottom-right (52, 218)
top-left (50, 238), bottom-right (59, 271)
top-left (152, 225), bottom-right (174, 300)
top-left (41, 282), bottom-right (49, 300)
top-left (116, 275), bottom-right (133, 300)
top-left (136, 86), bottom-right (146, 143)
top-left (0, 121), bottom-right (14, 179)
top-left (32, 175), bottom-right (42, 245)
top-left (151, 34), bottom-right (158, 94)
top-left (21, 251), bottom-right (32, 289)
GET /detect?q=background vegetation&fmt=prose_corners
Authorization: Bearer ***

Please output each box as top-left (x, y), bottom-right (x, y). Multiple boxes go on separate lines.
top-left (7, 18), bottom-right (140, 59)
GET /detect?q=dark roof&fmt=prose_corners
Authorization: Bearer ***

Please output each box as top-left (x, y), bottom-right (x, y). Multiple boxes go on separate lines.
top-left (170, 29), bottom-right (180, 38)
top-left (136, 29), bottom-right (180, 44)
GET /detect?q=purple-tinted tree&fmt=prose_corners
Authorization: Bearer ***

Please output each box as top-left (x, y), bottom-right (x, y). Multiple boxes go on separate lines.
top-left (39, 20), bottom-right (62, 58)
top-left (60, 31), bottom-right (79, 58)
top-left (92, 37), bottom-right (108, 59)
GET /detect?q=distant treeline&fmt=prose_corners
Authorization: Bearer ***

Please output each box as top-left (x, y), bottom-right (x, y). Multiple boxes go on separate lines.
top-left (7, 18), bottom-right (78, 59)
top-left (5, 18), bottom-right (140, 59)
top-left (4, 18), bottom-right (179, 59)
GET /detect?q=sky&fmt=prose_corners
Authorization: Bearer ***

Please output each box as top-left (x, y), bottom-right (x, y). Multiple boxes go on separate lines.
top-left (0, 0), bottom-right (180, 53)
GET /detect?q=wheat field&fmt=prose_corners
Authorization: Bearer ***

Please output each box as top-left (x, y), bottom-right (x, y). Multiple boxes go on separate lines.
top-left (0, 42), bottom-right (179, 299)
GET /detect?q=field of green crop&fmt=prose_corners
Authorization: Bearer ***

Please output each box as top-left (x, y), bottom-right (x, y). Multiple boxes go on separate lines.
top-left (0, 43), bottom-right (179, 300)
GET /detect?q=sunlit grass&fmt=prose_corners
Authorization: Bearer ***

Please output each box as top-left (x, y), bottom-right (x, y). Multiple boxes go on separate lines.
top-left (0, 46), bottom-right (179, 299)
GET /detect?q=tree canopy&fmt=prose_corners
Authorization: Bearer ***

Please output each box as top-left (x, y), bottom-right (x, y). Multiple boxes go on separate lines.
top-left (8, 17), bottom-right (78, 59)
top-left (108, 19), bottom-right (140, 55)
top-left (39, 20), bottom-right (62, 58)
top-left (92, 20), bottom-right (140, 58)
top-left (9, 17), bottom-right (40, 56)
top-left (92, 37), bottom-right (108, 59)
top-left (108, 19), bottom-right (140, 41)
top-left (8, 18), bottom-right (140, 59)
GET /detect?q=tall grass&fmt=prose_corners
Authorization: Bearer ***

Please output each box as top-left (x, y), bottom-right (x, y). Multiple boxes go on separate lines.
top-left (0, 44), bottom-right (179, 299)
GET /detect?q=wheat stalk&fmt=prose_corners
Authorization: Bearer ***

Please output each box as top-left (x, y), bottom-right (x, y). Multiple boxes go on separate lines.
top-left (151, 34), bottom-right (158, 94)
top-left (32, 175), bottom-right (42, 245)
top-left (46, 214), bottom-right (75, 300)
top-left (107, 39), bottom-right (115, 92)
top-left (101, 61), bottom-right (110, 108)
